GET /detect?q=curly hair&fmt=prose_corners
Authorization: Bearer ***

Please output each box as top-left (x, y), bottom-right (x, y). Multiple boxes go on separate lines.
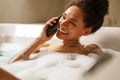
top-left (66, 0), bottom-right (109, 33)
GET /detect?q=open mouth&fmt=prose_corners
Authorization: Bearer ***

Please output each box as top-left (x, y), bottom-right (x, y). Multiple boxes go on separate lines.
top-left (57, 28), bottom-right (68, 34)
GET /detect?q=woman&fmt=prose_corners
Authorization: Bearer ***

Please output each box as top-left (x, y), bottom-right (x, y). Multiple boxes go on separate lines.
top-left (8, 0), bottom-right (109, 64)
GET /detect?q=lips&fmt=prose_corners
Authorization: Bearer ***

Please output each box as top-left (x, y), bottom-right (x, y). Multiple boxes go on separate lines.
top-left (57, 28), bottom-right (68, 35)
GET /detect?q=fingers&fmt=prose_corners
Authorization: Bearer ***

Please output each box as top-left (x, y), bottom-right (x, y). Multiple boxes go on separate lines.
top-left (39, 17), bottom-right (59, 40)
top-left (46, 17), bottom-right (59, 26)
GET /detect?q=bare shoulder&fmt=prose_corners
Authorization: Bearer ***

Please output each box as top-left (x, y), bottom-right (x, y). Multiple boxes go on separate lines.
top-left (85, 44), bottom-right (103, 54)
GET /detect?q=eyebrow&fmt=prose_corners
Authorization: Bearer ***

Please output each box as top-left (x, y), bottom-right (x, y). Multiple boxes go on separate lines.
top-left (63, 13), bottom-right (78, 24)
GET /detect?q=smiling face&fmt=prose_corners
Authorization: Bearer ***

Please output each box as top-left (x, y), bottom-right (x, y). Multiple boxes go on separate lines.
top-left (56, 6), bottom-right (92, 41)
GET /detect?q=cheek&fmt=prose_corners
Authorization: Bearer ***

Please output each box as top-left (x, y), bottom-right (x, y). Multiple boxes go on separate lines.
top-left (69, 30), bottom-right (81, 38)
top-left (70, 28), bottom-right (85, 38)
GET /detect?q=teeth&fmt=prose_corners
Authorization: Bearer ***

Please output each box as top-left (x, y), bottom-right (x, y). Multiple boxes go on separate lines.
top-left (57, 28), bottom-right (68, 34)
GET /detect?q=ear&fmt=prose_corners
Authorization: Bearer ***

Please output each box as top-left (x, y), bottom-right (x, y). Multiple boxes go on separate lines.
top-left (83, 27), bottom-right (92, 36)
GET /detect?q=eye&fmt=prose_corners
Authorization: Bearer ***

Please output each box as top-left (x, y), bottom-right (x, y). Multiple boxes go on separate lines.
top-left (69, 20), bottom-right (76, 26)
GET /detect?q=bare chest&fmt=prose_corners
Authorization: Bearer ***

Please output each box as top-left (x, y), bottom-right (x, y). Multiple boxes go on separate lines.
top-left (46, 45), bottom-right (91, 55)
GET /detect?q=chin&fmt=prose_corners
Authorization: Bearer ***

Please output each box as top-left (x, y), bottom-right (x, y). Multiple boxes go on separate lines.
top-left (56, 35), bottom-right (72, 41)
top-left (56, 34), bottom-right (67, 40)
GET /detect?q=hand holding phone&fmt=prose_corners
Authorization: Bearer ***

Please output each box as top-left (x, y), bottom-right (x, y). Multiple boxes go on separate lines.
top-left (46, 16), bottom-right (61, 37)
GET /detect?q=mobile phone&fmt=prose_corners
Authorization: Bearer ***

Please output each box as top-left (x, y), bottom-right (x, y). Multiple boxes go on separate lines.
top-left (46, 16), bottom-right (61, 37)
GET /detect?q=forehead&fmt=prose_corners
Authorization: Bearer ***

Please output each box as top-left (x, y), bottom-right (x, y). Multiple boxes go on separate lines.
top-left (64, 6), bottom-right (84, 20)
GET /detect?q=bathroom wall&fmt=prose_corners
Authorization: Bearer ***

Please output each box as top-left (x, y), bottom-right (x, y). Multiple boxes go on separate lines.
top-left (0, 0), bottom-right (120, 26)
top-left (0, 0), bottom-right (65, 23)
top-left (104, 0), bottom-right (120, 27)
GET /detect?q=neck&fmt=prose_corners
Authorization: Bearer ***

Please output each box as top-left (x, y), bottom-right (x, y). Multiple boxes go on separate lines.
top-left (62, 39), bottom-right (81, 47)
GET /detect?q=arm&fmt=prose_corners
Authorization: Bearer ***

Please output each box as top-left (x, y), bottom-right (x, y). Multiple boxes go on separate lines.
top-left (32, 43), bottom-right (50, 53)
top-left (0, 68), bottom-right (19, 80)
top-left (8, 17), bottom-right (59, 64)
top-left (8, 37), bottom-right (47, 64)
